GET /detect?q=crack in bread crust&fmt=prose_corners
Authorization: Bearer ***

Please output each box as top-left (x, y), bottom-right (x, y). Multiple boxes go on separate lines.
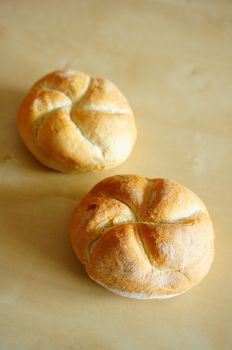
top-left (18, 71), bottom-right (137, 173)
top-left (139, 179), bottom-right (156, 217)
top-left (82, 104), bottom-right (131, 114)
top-left (72, 75), bottom-right (91, 105)
top-left (108, 197), bottom-right (138, 221)
top-left (86, 220), bottom-right (194, 280)
top-left (33, 75), bottom-right (130, 135)
top-left (86, 193), bottom-right (203, 270)
top-left (84, 189), bottom-right (203, 250)
top-left (84, 190), bottom-right (205, 281)
top-left (33, 102), bottom-right (72, 138)
top-left (69, 112), bottom-right (104, 159)
top-left (71, 176), bottom-right (214, 298)
top-left (135, 224), bottom-right (153, 266)
top-left (32, 86), bottom-right (104, 158)
top-left (86, 214), bottom-right (202, 246)
top-left (31, 75), bottom-right (134, 159)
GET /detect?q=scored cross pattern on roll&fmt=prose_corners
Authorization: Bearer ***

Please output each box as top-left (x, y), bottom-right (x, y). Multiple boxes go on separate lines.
top-left (70, 175), bottom-right (215, 299)
top-left (17, 70), bottom-right (137, 172)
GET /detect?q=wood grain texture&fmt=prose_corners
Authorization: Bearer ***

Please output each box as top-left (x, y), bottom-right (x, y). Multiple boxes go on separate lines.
top-left (0, 0), bottom-right (231, 349)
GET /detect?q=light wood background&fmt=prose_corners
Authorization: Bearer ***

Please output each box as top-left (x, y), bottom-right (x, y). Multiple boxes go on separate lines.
top-left (0, 1), bottom-right (231, 349)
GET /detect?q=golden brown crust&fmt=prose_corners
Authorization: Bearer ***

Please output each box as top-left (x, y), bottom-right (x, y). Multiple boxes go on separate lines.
top-left (17, 70), bottom-right (136, 172)
top-left (70, 175), bottom-right (215, 299)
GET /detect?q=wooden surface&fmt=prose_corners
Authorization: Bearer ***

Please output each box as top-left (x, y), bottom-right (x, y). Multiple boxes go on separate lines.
top-left (0, 1), bottom-right (232, 349)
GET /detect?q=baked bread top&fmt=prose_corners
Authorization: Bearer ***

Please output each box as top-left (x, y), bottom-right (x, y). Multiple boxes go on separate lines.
top-left (70, 175), bottom-right (215, 299)
top-left (17, 70), bottom-right (136, 172)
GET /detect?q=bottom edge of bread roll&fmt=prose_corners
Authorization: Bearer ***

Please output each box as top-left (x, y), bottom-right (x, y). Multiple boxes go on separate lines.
top-left (89, 276), bottom-right (185, 299)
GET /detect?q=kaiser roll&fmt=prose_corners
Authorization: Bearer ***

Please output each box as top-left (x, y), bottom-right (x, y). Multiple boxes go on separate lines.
top-left (70, 175), bottom-right (214, 299)
top-left (17, 70), bottom-right (136, 172)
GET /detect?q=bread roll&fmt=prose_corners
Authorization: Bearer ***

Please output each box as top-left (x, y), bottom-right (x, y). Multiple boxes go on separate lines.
top-left (70, 175), bottom-right (214, 299)
top-left (17, 70), bottom-right (136, 172)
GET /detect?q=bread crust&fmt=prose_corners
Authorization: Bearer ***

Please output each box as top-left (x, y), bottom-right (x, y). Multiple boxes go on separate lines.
top-left (70, 175), bottom-right (215, 299)
top-left (17, 70), bottom-right (136, 172)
